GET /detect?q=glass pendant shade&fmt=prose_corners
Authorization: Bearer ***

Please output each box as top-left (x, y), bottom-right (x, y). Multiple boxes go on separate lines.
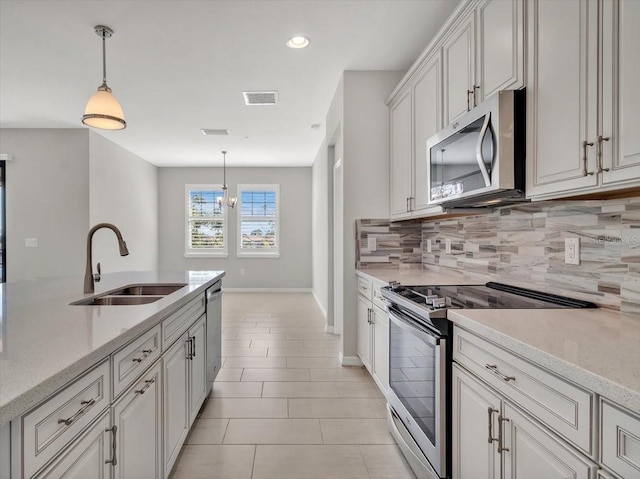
top-left (217, 151), bottom-right (237, 208)
top-left (82, 86), bottom-right (126, 130)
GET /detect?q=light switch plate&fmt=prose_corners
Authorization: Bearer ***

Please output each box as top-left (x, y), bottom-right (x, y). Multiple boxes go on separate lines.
top-left (427, 239), bottom-right (432, 253)
top-left (25, 238), bottom-right (38, 248)
top-left (445, 238), bottom-right (452, 254)
top-left (565, 238), bottom-right (580, 265)
top-left (368, 236), bottom-right (376, 251)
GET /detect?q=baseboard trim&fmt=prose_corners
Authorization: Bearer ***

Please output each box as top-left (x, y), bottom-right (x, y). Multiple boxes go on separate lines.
top-left (339, 353), bottom-right (363, 367)
top-left (223, 288), bottom-right (312, 293)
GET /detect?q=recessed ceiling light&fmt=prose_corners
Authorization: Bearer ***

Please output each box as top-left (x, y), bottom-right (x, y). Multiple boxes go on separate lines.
top-left (201, 129), bottom-right (230, 136)
top-left (286, 36), bottom-right (310, 49)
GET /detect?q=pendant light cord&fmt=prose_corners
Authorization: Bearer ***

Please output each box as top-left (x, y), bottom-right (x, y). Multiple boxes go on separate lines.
top-left (222, 151), bottom-right (227, 185)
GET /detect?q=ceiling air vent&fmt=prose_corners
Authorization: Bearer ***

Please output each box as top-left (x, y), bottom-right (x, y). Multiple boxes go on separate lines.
top-left (243, 91), bottom-right (278, 106)
top-left (201, 129), bottom-right (230, 136)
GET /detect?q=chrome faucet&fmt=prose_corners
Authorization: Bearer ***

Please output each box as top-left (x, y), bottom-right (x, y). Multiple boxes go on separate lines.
top-left (84, 223), bottom-right (129, 293)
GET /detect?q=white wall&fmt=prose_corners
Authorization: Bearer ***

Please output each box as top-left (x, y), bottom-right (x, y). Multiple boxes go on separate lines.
top-left (0, 128), bottom-right (159, 283)
top-left (312, 71), bottom-right (403, 360)
top-left (311, 143), bottom-right (329, 316)
top-left (0, 129), bottom-right (90, 281)
top-left (158, 167), bottom-right (312, 289)
top-left (89, 132), bottom-right (159, 273)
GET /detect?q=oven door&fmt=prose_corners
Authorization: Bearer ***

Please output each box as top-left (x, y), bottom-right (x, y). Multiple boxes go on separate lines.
top-left (387, 306), bottom-right (447, 478)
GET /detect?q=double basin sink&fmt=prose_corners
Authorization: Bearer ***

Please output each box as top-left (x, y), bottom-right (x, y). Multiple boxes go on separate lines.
top-left (71, 283), bottom-right (187, 306)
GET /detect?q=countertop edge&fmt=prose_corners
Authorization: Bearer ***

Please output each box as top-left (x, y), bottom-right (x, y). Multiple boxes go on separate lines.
top-left (448, 309), bottom-right (640, 414)
top-left (0, 273), bottom-right (224, 424)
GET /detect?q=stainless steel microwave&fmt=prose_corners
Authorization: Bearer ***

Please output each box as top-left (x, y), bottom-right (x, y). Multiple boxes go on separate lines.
top-left (426, 89), bottom-right (526, 208)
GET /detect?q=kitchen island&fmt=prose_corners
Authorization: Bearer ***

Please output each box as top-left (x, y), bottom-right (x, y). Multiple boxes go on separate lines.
top-left (0, 270), bottom-right (224, 479)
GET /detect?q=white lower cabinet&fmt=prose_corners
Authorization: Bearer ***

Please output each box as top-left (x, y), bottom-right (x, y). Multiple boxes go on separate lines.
top-left (33, 412), bottom-right (112, 479)
top-left (163, 314), bottom-right (207, 478)
top-left (452, 363), bottom-right (598, 479)
top-left (356, 276), bottom-right (389, 393)
top-left (112, 361), bottom-right (163, 479)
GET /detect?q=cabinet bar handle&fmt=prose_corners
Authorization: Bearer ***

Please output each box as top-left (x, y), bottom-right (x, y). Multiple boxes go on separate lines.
top-left (498, 415), bottom-right (510, 453)
top-left (597, 135), bottom-right (611, 173)
top-left (488, 407), bottom-right (498, 444)
top-left (473, 84), bottom-right (480, 108)
top-left (582, 141), bottom-right (595, 176)
top-left (135, 378), bottom-right (156, 395)
top-left (186, 337), bottom-right (193, 360)
top-left (467, 89), bottom-right (473, 111)
top-left (57, 398), bottom-right (96, 426)
top-left (105, 425), bottom-right (118, 465)
top-left (142, 349), bottom-right (153, 354)
top-left (485, 364), bottom-right (515, 382)
top-left (192, 336), bottom-right (196, 357)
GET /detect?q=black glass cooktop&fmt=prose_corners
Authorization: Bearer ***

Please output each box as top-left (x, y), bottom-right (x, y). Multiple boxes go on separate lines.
top-left (393, 282), bottom-right (597, 310)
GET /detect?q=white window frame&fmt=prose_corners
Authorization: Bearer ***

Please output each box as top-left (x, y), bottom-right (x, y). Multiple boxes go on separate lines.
top-left (237, 184), bottom-right (280, 258)
top-left (184, 184), bottom-right (228, 257)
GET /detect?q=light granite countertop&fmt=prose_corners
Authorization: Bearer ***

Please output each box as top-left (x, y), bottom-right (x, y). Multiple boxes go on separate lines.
top-left (356, 267), bottom-right (640, 413)
top-left (0, 270), bottom-right (224, 424)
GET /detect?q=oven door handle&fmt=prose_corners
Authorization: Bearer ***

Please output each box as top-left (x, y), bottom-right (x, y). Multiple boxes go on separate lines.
top-left (387, 309), bottom-right (440, 347)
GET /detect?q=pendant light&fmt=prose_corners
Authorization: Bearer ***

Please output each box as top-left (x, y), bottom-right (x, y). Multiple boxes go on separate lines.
top-left (218, 151), bottom-right (237, 208)
top-left (81, 25), bottom-right (126, 130)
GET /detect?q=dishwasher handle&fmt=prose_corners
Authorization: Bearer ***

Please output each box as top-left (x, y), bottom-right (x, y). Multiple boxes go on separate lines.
top-left (206, 283), bottom-right (222, 303)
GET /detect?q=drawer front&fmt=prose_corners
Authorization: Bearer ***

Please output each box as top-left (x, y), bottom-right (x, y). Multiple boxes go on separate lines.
top-left (453, 327), bottom-right (594, 455)
top-left (601, 399), bottom-right (640, 479)
top-left (22, 360), bottom-right (111, 478)
top-left (372, 284), bottom-right (387, 311)
top-left (357, 277), bottom-right (372, 301)
top-left (112, 324), bottom-right (162, 398)
top-left (162, 295), bottom-right (205, 351)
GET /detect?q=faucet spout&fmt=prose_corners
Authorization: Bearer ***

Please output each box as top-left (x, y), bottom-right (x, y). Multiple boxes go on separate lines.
top-left (84, 223), bottom-right (129, 294)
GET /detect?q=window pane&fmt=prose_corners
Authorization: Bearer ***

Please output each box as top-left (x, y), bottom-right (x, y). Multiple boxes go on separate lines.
top-left (189, 220), bottom-right (224, 249)
top-left (240, 190), bottom-right (276, 217)
top-left (240, 220), bottom-right (276, 249)
top-left (189, 190), bottom-right (223, 217)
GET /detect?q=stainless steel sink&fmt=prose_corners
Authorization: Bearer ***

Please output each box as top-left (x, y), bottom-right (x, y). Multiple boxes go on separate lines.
top-left (71, 283), bottom-right (187, 306)
top-left (108, 284), bottom-right (187, 296)
top-left (75, 295), bottom-right (164, 306)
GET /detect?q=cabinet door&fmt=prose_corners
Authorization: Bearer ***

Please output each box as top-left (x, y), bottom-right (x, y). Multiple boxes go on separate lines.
top-left (113, 362), bottom-right (163, 479)
top-left (527, 0), bottom-right (600, 198)
top-left (413, 52), bottom-right (443, 213)
top-left (476, 0), bottom-right (524, 102)
top-left (451, 363), bottom-right (500, 479)
top-left (390, 87), bottom-right (413, 219)
top-left (189, 315), bottom-right (207, 426)
top-left (357, 296), bottom-right (372, 372)
top-left (502, 402), bottom-right (598, 479)
top-left (443, 9), bottom-right (476, 125)
top-left (601, 0), bottom-right (640, 185)
top-left (371, 306), bottom-right (389, 391)
top-left (163, 333), bottom-right (190, 478)
top-left (34, 412), bottom-right (111, 479)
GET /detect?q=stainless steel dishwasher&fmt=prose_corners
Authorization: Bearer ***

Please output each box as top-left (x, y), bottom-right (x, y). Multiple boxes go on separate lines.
top-left (205, 281), bottom-right (222, 393)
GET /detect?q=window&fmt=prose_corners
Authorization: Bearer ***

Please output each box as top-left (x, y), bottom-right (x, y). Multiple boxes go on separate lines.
top-left (237, 184), bottom-right (279, 257)
top-left (185, 185), bottom-right (227, 257)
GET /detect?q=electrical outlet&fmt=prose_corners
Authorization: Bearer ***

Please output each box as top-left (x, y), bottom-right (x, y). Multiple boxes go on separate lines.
top-left (427, 239), bottom-right (432, 253)
top-left (25, 238), bottom-right (38, 248)
top-left (445, 239), bottom-right (452, 254)
top-left (367, 236), bottom-right (377, 252)
top-left (565, 238), bottom-right (580, 265)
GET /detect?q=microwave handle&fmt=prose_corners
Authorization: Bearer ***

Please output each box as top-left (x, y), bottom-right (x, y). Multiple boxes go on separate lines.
top-left (475, 113), bottom-right (492, 187)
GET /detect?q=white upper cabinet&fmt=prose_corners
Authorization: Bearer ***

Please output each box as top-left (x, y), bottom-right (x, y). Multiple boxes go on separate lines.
top-left (528, 0), bottom-right (640, 199)
top-left (600, 0), bottom-right (640, 185)
top-left (389, 87), bottom-right (413, 220)
top-left (443, 9), bottom-right (476, 125)
top-left (413, 52), bottom-right (443, 213)
top-left (476, 0), bottom-right (524, 102)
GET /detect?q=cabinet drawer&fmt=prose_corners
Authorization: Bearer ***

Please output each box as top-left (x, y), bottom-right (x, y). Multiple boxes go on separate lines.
top-left (21, 360), bottom-right (111, 478)
top-left (601, 399), bottom-right (640, 479)
top-left (372, 284), bottom-right (387, 311)
top-left (357, 277), bottom-right (372, 301)
top-left (112, 324), bottom-right (161, 398)
top-left (162, 295), bottom-right (205, 351)
top-left (453, 327), bottom-right (594, 455)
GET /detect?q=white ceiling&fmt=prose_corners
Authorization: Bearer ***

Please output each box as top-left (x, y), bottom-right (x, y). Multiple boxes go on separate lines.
top-left (0, 0), bottom-right (458, 167)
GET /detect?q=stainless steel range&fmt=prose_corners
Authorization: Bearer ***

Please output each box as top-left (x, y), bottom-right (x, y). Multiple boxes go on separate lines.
top-left (381, 282), bottom-right (596, 479)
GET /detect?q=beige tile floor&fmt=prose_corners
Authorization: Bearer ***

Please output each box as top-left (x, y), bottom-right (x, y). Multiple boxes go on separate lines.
top-left (170, 292), bottom-right (416, 479)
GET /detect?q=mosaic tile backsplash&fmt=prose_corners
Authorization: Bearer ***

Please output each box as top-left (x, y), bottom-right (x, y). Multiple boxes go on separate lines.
top-left (357, 196), bottom-right (640, 313)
